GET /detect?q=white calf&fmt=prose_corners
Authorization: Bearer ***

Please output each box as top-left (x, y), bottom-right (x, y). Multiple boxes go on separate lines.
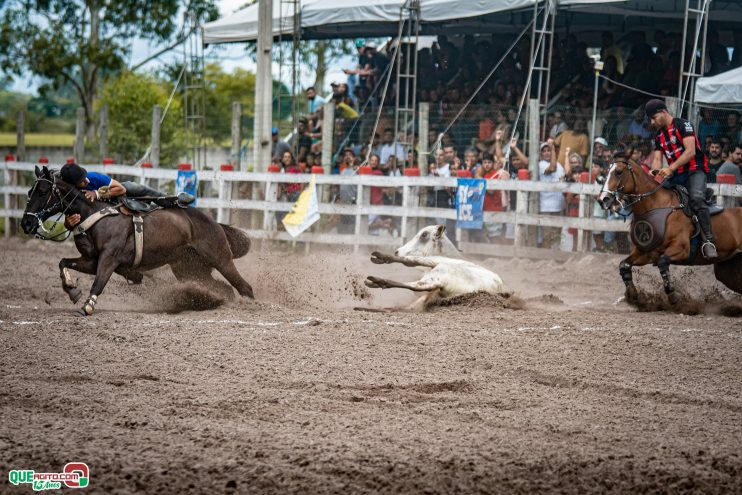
top-left (365, 225), bottom-right (506, 310)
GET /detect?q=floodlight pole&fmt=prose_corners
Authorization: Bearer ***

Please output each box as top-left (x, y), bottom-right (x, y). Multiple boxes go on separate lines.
top-left (588, 57), bottom-right (603, 183)
top-left (254, 0), bottom-right (274, 172)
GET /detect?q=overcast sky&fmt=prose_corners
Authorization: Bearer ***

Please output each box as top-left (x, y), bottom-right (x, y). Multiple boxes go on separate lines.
top-left (10, 0), bottom-right (352, 96)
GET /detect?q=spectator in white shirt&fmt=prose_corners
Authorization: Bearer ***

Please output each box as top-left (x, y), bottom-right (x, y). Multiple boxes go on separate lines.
top-left (379, 128), bottom-right (406, 166)
top-left (306, 87), bottom-right (326, 114)
top-left (538, 139), bottom-right (565, 248)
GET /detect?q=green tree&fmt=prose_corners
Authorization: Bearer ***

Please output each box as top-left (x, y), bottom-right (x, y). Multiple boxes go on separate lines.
top-left (0, 0), bottom-right (218, 138)
top-left (97, 71), bottom-right (183, 166)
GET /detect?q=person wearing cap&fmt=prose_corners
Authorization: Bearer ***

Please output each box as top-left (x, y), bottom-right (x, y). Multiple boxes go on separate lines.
top-left (647, 98), bottom-right (717, 258)
top-left (271, 127), bottom-right (290, 160)
top-left (538, 138), bottom-right (565, 249)
top-left (593, 137), bottom-right (609, 165)
top-left (59, 163), bottom-right (193, 229)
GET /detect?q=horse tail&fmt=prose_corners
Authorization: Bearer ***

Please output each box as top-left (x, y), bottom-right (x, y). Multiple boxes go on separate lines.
top-left (220, 224), bottom-right (251, 259)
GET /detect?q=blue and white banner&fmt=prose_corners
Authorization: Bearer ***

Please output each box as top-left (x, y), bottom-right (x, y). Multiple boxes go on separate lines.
top-left (176, 170), bottom-right (198, 206)
top-left (455, 178), bottom-right (486, 229)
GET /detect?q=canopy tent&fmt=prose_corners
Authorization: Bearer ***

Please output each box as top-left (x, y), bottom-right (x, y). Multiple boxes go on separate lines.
top-left (203, 0), bottom-right (620, 44)
top-left (695, 66), bottom-right (742, 104)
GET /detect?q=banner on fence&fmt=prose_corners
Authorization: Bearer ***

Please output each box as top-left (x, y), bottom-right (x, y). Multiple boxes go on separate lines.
top-left (283, 175), bottom-right (320, 237)
top-left (455, 178), bottom-right (486, 229)
top-left (176, 170), bottom-right (198, 206)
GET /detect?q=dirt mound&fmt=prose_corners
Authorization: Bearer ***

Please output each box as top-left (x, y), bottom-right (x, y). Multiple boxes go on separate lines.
top-left (426, 291), bottom-right (526, 311)
top-left (628, 284), bottom-right (742, 317)
top-left (157, 282), bottom-right (227, 313)
top-left (526, 294), bottom-right (564, 305)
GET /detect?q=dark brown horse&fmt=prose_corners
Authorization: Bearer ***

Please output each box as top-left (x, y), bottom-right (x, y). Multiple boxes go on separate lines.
top-left (598, 157), bottom-right (742, 305)
top-left (21, 166), bottom-right (254, 315)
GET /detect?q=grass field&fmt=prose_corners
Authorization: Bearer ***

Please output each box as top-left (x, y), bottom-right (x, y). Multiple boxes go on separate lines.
top-left (0, 133), bottom-right (75, 147)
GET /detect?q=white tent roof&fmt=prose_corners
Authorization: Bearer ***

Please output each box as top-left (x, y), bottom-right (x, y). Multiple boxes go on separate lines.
top-left (203, 0), bottom-right (619, 44)
top-left (696, 67), bottom-right (742, 105)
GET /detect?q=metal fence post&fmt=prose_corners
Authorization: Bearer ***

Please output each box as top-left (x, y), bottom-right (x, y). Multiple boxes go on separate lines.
top-left (99, 105), bottom-right (108, 161)
top-left (74, 107), bottom-right (85, 164)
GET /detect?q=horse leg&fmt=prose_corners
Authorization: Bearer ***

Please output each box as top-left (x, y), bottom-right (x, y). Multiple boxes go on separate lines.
top-left (78, 254), bottom-right (120, 316)
top-left (190, 239), bottom-right (254, 298)
top-left (657, 254), bottom-right (680, 305)
top-left (60, 257), bottom-right (97, 304)
top-left (618, 249), bottom-right (651, 303)
top-left (212, 260), bottom-right (254, 299)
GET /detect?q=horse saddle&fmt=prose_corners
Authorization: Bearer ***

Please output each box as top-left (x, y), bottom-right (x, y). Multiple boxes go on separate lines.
top-left (631, 186), bottom-right (725, 253)
top-left (672, 185), bottom-right (724, 217)
top-left (118, 193), bottom-right (195, 213)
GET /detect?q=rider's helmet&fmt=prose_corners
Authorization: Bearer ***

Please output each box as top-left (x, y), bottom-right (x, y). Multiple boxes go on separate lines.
top-left (60, 163), bottom-right (87, 186)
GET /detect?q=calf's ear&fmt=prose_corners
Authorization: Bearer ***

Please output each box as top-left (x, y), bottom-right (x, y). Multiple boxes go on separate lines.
top-left (435, 224), bottom-right (446, 238)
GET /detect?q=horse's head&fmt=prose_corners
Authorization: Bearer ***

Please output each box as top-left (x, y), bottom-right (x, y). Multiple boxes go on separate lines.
top-left (21, 166), bottom-right (81, 236)
top-left (597, 152), bottom-right (640, 212)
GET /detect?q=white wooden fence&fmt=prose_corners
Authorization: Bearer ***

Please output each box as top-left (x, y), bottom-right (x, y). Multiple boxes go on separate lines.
top-left (4, 159), bottom-right (742, 259)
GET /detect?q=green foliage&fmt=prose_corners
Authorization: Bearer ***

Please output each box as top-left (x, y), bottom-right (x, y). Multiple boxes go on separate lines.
top-left (0, 0), bottom-right (218, 133)
top-left (203, 63), bottom-right (256, 142)
top-left (97, 72), bottom-right (183, 166)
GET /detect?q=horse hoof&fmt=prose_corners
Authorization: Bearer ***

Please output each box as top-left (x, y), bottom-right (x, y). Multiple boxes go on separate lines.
top-left (668, 292), bottom-right (680, 305)
top-left (74, 308), bottom-right (88, 317)
top-left (68, 288), bottom-right (82, 304)
top-left (625, 287), bottom-right (638, 304)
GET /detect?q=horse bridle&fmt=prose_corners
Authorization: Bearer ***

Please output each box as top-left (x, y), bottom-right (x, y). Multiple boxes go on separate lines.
top-left (24, 177), bottom-right (79, 240)
top-left (602, 159), bottom-right (665, 212)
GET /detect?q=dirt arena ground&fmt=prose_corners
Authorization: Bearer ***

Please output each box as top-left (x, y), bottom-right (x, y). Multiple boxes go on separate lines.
top-left (1, 237), bottom-right (741, 494)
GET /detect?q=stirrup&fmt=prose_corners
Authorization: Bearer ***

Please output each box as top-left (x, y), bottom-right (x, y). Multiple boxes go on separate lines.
top-left (701, 240), bottom-right (718, 259)
top-left (176, 192), bottom-right (195, 206)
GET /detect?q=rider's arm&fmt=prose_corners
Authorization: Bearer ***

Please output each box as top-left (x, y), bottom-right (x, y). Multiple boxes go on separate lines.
top-left (668, 136), bottom-right (697, 173)
top-left (651, 150), bottom-right (664, 171)
top-left (107, 178), bottom-right (126, 197)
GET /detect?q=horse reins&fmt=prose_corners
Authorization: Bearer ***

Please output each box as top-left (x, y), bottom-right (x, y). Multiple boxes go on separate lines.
top-left (605, 159), bottom-right (668, 214)
top-left (25, 177), bottom-right (80, 241)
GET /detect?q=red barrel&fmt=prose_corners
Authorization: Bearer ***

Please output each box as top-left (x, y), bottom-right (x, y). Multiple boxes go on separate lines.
top-left (716, 174), bottom-right (736, 184)
top-left (517, 169), bottom-right (531, 180)
top-left (579, 171), bottom-right (590, 183)
top-left (404, 167), bottom-right (420, 176)
top-left (220, 163), bottom-right (234, 171)
top-left (310, 165), bottom-right (324, 174)
top-left (66, 157), bottom-right (75, 164)
top-left (178, 163), bottom-right (193, 171)
top-left (141, 162), bottom-right (153, 168)
top-left (5, 154), bottom-right (15, 161)
top-left (267, 164), bottom-right (281, 173)
top-left (357, 165), bottom-right (373, 175)
top-left (457, 169), bottom-right (473, 178)
top-left (102, 157), bottom-right (114, 165)
top-left (38, 157), bottom-right (49, 164)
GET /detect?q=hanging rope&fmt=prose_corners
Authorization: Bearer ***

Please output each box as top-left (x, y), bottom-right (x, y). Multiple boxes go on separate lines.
top-left (503, 3), bottom-right (553, 171)
top-left (131, 62), bottom-right (187, 168)
top-left (362, 14), bottom-right (407, 166)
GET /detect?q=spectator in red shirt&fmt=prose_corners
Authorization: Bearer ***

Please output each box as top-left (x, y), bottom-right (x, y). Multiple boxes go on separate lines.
top-left (477, 151), bottom-right (509, 241)
top-left (280, 150), bottom-right (303, 202)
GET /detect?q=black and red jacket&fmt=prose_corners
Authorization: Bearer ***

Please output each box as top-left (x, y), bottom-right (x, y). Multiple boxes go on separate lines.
top-left (653, 117), bottom-right (709, 174)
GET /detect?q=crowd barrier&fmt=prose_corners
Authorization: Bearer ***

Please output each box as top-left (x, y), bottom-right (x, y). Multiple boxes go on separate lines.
top-left (3, 156), bottom-right (742, 259)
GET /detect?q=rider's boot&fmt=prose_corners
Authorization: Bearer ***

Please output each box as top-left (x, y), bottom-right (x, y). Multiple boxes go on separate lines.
top-left (697, 209), bottom-right (718, 259)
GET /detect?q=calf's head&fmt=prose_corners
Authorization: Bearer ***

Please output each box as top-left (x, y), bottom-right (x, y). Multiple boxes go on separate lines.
top-left (395, 225), bottom-right (460, 257)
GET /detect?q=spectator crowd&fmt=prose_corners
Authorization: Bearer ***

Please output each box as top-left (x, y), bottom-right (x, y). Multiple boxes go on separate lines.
top-left (268, 30), bottom-right (742, 251)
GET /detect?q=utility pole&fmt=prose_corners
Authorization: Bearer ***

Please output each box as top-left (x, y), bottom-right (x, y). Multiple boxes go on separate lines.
top-left (253, 0), bottom-right (273, 172)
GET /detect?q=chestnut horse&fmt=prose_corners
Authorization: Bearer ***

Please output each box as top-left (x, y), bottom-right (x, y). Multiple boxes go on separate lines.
top-left (21, 166), bottom-right (254, 315)
top-left (598, 157), bottom-right (742, 305)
